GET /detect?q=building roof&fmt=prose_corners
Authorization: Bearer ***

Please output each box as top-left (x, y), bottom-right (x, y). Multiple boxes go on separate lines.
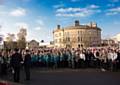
top-left (64, 25), bottom-right (101, 31)
top-left (53, 25), bottom-right (101, 33)
top-left (53, 28), bottom-right (64, 33)
top-left (53, 21), bottom-right (101, 33)
top-left (28, 40), bottom-right (39, 44)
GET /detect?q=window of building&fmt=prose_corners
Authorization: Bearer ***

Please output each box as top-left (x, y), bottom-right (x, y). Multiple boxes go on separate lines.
top-left (68, 37), bottom-right (70, 42)
top-left (78, 31), bottom-right (80, 35)
top-left (78, 37), bottom-right (80, 42)
top-left (65, 37), bottom-right (67, 42)
top-left (81, 31), bottom-right (83, 35)
top-left (55, 34), bottom-right (58, 37)
top-left (59, 39), bottom-right (61, 43)
top-left (66, 37), bottom-right (70, 42)
top-left (81, 37), bottom-right (82, 42)
top-left (64, 32), bottom-right (68, 37)
top-left (67, 32), bottom-right (69, 37)
top-left (55, 39), bottom-right (57, 43)
top-left (59, 33), bottom-right (61, 36)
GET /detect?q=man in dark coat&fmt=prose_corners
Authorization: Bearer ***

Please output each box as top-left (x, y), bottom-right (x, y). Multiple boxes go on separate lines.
top-left (24, 50), bottom-right (31, 80)
top-left (116, 50), bottom-right (120, 69)
top-left (0, 52), bottom-right (2, 76)
top-left (10, 48), bottom-right (23, 82)
top-left (85, 50), bottom-right (95, 68)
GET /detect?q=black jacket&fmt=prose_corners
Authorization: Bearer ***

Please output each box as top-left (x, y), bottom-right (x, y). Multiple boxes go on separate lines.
top-left (85, 52), bottom-right (95, 61)
top-left (24, 54), bottom-right (31, 67)
top-left (117, 52), bottom-right (120, 61)
top-left (10, 53), bottom-right (23, 68)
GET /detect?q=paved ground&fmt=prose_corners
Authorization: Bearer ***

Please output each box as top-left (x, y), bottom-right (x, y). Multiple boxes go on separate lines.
top-left (1, 68), bottom-right (120, 85)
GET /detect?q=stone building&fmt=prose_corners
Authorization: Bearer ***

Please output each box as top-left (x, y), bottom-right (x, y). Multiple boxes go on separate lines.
top-left (27, 40), bottom-right (39, 49)
top-left (53, 20), bottom-right (101, 48)
top-left (101, 39), bottom-right (116, 47)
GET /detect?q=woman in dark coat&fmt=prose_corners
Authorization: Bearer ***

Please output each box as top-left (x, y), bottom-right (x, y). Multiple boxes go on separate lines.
top-left (24, 50), bottom-right (31, 80)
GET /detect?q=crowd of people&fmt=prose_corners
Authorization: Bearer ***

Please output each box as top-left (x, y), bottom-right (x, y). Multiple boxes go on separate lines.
top-left (0, 47), bottom-right (120, 82)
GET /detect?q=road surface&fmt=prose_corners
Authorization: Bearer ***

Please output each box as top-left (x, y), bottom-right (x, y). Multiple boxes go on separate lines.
top-left (1, 68), bottom-right (120, 85)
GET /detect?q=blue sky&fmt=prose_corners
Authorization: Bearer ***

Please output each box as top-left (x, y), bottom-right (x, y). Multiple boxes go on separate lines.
top-left (0, 0), bottom-right (120, 42)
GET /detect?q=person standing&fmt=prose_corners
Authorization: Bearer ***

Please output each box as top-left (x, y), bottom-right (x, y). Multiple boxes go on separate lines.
top-left (0, 51), bottom-right (2, 76)
top-left (10, 48), bottom-right (23, 82)
top-left (1, 50), bottom-right (8, 77)
top-left (94, 50), bottom-right (101, 68)
top-left (71, 48), bottom-right (75, 69)
top-left (107, 50), bottom-right (117, 71)
top-left (79, 50), bottom-right (85, 68)
top-left (116, 50), bottom-right (120, 70)
top-left (85, 50), bottom-right (90, 68)
top-left (99, 49), bottom-right (107, 71)
top-left (24, 50), bottom-right (31, 80)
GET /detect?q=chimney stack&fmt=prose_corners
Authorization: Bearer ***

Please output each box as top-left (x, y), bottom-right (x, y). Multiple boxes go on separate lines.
top-left (75, 20), bottom-right (80, 26)
top-left (57, 25), bottom-right (60, 29)
top-left (92, 22), bottom-right (97, 27)
top-left (89, 22), bottom-right (97, 27)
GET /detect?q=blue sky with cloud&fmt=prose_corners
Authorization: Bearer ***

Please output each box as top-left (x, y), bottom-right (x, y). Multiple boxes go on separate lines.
top-left (0, 0), bottom-right (120, 42)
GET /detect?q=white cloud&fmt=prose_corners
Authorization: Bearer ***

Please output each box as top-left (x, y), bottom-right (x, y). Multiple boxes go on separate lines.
top-left (106, 12), bottom-right (118, 15)
top-left (56, 5), bottom-right (100, 17)
top-left (56, 8), bottom-right (84, 13)
top-left (106, 7), bottom-right (120, 15)
top-left (53, 3), bottom-right (65, 8)
top-left (109, 7), bottom-right (120, 12)
top-left (34, 27), bottom-right (42, 31)
top-left (10, 8), bottom-right (27, 17)
top-left (56, 13), bottom-right (86, 17)
top-left (89, 4), bottom-right (99, 9)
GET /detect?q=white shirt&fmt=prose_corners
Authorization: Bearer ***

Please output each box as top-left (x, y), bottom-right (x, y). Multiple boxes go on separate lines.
top-left (79, 53), bottom-right (85, 60)
top-left (108, 52), bottom-right (117, 61)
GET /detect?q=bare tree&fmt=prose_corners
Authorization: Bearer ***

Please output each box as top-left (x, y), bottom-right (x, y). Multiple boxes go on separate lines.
top-left (17, 28), bottom-right (27, 49)
top-left (6, 33), bottom-right (15, 42)
top-left (5, 33), bottom-right (16, 49)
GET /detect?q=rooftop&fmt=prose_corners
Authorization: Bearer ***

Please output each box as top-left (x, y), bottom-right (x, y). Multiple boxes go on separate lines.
top-left (53, 20), bottom-right (101, 32)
